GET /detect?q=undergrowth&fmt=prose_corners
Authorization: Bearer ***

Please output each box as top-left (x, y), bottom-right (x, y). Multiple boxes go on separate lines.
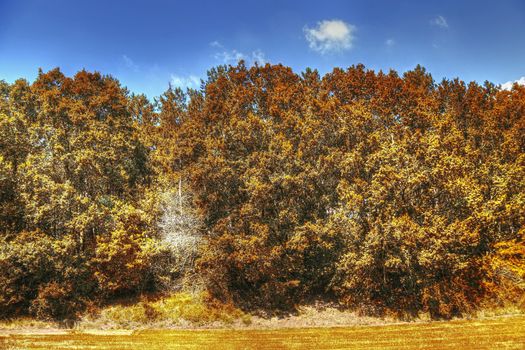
top-left (80, 292), bottom-right (251, 329)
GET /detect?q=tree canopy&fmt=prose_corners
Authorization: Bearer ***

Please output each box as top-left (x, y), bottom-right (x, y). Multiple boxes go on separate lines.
top-left (0, 63), bottom-right (523, 320)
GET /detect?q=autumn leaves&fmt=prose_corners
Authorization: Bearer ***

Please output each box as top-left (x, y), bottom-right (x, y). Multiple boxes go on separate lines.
top-left (0, 62), bottom-right (523, 320)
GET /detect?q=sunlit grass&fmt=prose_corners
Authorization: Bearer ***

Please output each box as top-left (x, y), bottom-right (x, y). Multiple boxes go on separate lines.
top-left (0, 317), bottom-right (57, 329)
top-left (2, 315), bottom-right (524, 349)
top-left (80, 292), bottom-right (251, 329)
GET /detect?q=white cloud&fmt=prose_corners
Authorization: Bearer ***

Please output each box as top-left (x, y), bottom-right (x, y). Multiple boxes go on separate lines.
top-left (304, 19), bottom-right (356, 54)
top-left (210, 41), bottom-right (267, 65)
top-left (251, 49), bottom-right (267, 65)
top-left (170, 74), bottom-right (201, 89)
top-left (385, 39), bottom-right (395, 47)
top-left (500, 76), bottom-right (525, 90)
top-left (122, 54), bottom-right (139, 72)
top-left (431, 15), bottom-right (448, 28)
top-left (214, 49), bottom-right (246, 64)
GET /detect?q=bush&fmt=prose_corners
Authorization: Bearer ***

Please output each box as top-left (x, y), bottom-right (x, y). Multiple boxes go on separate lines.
top-left (92, 292), bottom-right (246, 328)
top-left (330, 214), bottom-right (487, 319)
top-left (92, 204), bottom-right (159, 297)
top-left (0, 231), bottom-right (94, 320)
top-left (483, 232), bottom-right (525, 309)
top-left (30, 282), bottom-right (87, 321)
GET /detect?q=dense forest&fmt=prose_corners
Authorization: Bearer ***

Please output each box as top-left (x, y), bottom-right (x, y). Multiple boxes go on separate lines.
top-left (0, 62), bottom-right (523, 321)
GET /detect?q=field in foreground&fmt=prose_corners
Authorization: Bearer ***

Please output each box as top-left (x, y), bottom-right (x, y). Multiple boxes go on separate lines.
top-left (1, 315), bottom-right (524, 350)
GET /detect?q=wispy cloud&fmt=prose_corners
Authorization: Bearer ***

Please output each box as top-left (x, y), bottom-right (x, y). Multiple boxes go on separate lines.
top-left (170, 74), bottom-right (201, 89)
top-left (210, 40), bottom-right (222, 48)
top-left (304, 19), bottom-right (356, 54)
top-left (500, 76), bottom-right (525, 90)
top-left (214, 48), bottom-right (245, 63)
top-left (210, 41), bottom-right (267, 65)
top-left (385, 39), bottom-right (395, 47)
top-left (122, 54), bottom-right (139, 72)
top-left (251, 49), bottom-right (266, 65)
top-left (430, 15), bottom-right (448, 28)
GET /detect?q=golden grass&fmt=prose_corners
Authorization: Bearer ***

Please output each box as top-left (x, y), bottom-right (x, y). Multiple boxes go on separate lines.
top-left (1, 315), bottom-right (524, 349)
top-left (80, 292), bottom-right (250, 329)
top-left (0, 317), bottom-right (57, 330)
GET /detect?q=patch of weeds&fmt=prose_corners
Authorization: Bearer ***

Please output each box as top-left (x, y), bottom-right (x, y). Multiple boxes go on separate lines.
top-left (87, 292), bottom-right (249, 328)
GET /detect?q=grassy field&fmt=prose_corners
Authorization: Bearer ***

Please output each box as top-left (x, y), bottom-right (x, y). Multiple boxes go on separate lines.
top-left (1, 315), bottom-right (524, 350)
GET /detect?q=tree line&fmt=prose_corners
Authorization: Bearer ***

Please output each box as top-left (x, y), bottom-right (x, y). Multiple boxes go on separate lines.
top-left (0, 63), bottom-right (523, 320)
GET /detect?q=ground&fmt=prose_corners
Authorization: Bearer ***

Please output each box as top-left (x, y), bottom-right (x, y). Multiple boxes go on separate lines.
top-left (1, 315), bottom-right (524, 349)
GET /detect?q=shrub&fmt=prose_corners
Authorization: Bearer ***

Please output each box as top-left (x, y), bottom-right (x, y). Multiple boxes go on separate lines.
top-left (483, 231), bottom-right (525, 309)
top-left (92, 204), bottom-right (159, 297)
top-left (30, 282), bottom-right (86, 321)
top-left (92, 292), bottom-right (246, 328)
top-left (0, 231), bottom-right (94, 320)
top-left (330, 214), bottom-right (487, 319)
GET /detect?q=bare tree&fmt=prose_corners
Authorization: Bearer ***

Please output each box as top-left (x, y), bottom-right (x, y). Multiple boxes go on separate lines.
top-left (156, 186), bottom-right (202, 290)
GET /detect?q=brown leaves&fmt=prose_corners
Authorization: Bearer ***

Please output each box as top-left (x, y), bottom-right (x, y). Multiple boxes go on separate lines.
top-left (1, 62), bottom-right (524, 318)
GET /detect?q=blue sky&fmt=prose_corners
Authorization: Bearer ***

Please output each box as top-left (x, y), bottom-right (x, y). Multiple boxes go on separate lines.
top-left (1, 0), bottom-right (524, 97)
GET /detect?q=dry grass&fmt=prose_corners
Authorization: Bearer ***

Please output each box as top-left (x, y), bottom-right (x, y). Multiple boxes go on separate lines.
top-left (79, 292), bottom-right (251, 329)
top-left (0, 317), bottom-right (57, 330)
top-left (1, 315), bottom-right (524, 349)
